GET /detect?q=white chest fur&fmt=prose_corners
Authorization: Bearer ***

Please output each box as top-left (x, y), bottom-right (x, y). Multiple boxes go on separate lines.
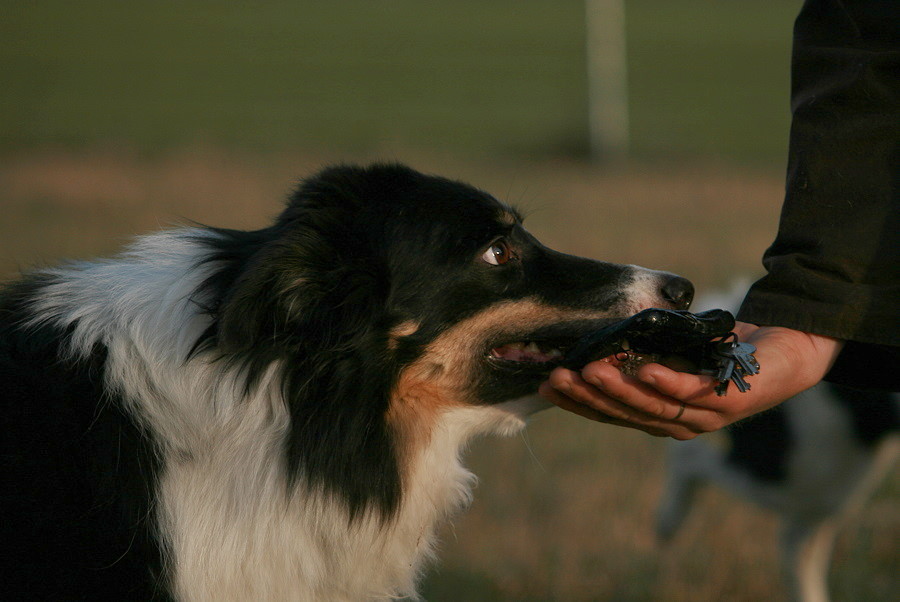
top-left (161, 400), bottom-right (542, 601)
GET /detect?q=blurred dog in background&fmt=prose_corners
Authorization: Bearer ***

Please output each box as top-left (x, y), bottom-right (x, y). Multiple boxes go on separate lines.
top-left (656, 281), bottom-right (899, 602)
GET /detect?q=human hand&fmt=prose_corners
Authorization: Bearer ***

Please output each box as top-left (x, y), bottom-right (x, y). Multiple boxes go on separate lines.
top-left (539, 322), bottom-right (844, 439)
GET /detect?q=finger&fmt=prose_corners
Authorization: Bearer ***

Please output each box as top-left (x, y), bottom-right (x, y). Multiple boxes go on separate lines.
top-left (634, 363), bottom-right (720, 402)
top-left (538, 380), bottom-right (616, 424)
top-left (581, 362), bottom-right (715, 426)
top-left (633, 364), bottom-right (757, 432)
top-left (539, 380), bottom-right (677, 438)
top-left (546, 368), bottom-right (703, 439)
top-left (578, 365), bottom-right (681, 422)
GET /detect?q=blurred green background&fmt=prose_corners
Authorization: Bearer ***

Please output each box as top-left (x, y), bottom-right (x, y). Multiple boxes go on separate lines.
top-left (3, 1), bottom-right (897, 601)
top-left (3, 0), bottom-right (797, 161)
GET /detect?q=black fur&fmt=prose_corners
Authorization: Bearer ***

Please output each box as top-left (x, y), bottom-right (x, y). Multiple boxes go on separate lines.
top-left (827, 382), bottom-right (899, 445)
top-left (1, 278), bottom-right (169, 600)
top-left (189, 164), bottom-right (633, 518)
top-left (2, 163), bottom-right (645, 597)
top-left (723, 382), bottom-right (899, 484)
top-left (725, 405), bottom-right (792, 482)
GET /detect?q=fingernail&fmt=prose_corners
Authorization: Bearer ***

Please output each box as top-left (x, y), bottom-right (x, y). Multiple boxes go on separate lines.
top-left (586, 375), bottom-right (604, 389)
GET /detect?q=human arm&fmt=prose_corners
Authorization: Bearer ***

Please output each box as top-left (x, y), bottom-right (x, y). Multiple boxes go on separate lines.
top-left (539, 0), bottom-right (898, 436)
top-left (737, 0), bottom-right (900, 380)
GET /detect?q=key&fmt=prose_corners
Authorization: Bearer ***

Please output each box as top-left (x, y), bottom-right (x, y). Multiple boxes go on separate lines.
top-left (714, 380), bottom-right (730, 396)
top-left (708, 339), bottom-right (759, 395)
top-left (713, 340), bottom-right (759, 375)
top-left (707, 342), bottom-right (735, 396)
top-left (729, 369), bottom-right (751, 393)
top-left (729, 342), bottom-right (760, 376)
top-left (715, 355), bottom-right (736, 383)
top-left (710, 340), bottom-right (737, 374)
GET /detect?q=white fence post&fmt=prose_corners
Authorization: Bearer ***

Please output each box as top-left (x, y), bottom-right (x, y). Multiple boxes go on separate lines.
top-left (585, 0), bottom-right (629, 159)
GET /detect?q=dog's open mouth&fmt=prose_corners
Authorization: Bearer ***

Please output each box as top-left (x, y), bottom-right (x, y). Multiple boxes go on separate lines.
top-left (488, 340), bottom-right (658, 374)
top-left (489, 340), bottom-right (565, 366)
top-left (484, 319), bottom-right (614, 372)
top-left (484, 318), bottom-right (670, 375)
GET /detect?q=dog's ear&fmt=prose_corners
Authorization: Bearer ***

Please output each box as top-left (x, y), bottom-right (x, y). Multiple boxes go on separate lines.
top-left (215, 172), bottom-right (390, 355)
top-left (215, 238), bottom-right (300, 354)
top-left (216, 240), bottom-right (389, 355)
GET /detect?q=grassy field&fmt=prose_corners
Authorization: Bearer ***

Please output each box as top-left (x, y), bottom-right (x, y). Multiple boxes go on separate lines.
top-left (2, 0), bottom-right (798, 161)
top-left (1, 148), bottom-right (897, 601)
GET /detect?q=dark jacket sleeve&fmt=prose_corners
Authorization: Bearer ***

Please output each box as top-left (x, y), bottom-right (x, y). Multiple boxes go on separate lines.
top-left (737, 0), bottom-right (900, 390)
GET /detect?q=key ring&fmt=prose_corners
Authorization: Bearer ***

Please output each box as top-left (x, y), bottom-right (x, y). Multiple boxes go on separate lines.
top-left (715, 331), bottom-right (738, 345)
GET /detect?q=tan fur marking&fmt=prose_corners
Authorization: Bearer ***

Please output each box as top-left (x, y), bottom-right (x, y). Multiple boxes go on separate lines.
top-left (388, 372), bottom-right (454, 472)
top-left (408, 298), bottom-right (615, 389)
top-left (387, 320), bottom-right (421, 351)
top-left (388, 297), bottom-right (617, 472)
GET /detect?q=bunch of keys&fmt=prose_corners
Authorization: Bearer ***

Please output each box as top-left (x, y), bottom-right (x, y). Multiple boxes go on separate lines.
top-left (563, 308), bottom-right (761, 397)
top-left (704, 334), bottom-right (761, 396)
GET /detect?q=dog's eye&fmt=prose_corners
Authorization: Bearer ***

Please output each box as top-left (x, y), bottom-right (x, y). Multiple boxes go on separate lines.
top-left (481, 239), bottom-right (513, 266)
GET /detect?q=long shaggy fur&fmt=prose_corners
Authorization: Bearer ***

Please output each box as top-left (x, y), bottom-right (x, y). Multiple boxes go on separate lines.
top-left (2, 163), bottom-right (685, 600)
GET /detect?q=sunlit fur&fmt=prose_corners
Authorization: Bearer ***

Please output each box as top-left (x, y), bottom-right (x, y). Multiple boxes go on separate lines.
top-left (3, 164), bottom-right (682, 600)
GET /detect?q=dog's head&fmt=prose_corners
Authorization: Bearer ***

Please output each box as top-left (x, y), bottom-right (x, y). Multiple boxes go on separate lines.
top-left (198, 164), bottom-right (692, 515)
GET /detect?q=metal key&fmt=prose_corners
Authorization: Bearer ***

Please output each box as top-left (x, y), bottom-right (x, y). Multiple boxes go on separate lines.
top-left (714, 379), bottom-right (730, 396)
top-left (729, 341), bottom-right (760, 376)
top-left (715, 355), bottom-right (736, 383)
top-left (729, 370), bottom-right (751, 393)
top-left (709, 339), bottom-right (759, 396)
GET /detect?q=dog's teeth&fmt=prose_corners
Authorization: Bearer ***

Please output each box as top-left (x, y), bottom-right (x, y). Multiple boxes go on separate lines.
top-left (490, 341), bottom-right (563, 364)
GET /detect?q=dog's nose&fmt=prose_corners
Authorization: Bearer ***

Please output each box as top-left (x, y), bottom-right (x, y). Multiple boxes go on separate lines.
top-left (661, 275), bottom-right (694, 309)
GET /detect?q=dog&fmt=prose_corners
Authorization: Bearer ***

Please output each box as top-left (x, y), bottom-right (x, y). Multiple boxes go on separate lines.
top-left (656, 285), bottom-right (899, 602)
top-left (1, 163), bottom-right (694, 601)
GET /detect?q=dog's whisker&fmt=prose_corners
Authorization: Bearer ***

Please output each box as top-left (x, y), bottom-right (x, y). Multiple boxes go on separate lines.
top-left (519, 428), bottom-right (547, 475)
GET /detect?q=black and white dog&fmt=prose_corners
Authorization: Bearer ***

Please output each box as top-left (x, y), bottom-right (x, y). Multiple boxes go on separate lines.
top-left (2, 164), bottom-right (693, 601)
top-left (656, 285), bottom-right (899, 602)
